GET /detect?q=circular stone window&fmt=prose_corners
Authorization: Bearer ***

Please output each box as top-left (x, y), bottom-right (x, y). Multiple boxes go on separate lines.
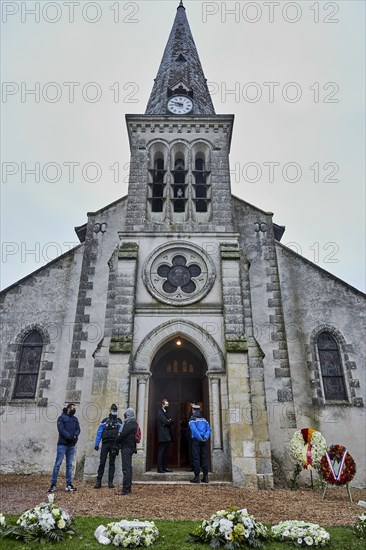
top-left (143, 242), bottom-right (216, 306)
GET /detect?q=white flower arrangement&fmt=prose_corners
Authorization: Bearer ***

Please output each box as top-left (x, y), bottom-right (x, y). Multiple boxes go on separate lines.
top-left (290, 429), bottom-right (327, 470)
top-left (187, 507), bottom-right (267, 548)
top-left (94, 520), bottom-right (159, 547)
top-left (0, 513), bottom-right (7, 530)
top-left (1, 502), bottom-right (75, 543)
top-left (354, 512), bottom-right (366, 539)
top-left (271, 520), bottom-right (330, 547)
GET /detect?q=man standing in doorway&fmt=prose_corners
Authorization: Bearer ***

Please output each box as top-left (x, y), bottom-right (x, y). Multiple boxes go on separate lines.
top-left (157, 398), bottom-right (174, 473)
top-left (189, 403), bottom-right (211, 483)
top-left (48, 403), bottom-right (80, 493)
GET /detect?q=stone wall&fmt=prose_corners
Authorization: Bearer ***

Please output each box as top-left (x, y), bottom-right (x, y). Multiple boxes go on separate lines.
top-left (276, 242), bottom-right (366, 487)
top-left (0, 247), bottom-right (83, 474)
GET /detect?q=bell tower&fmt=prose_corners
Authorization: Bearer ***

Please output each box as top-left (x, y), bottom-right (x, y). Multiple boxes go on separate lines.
top-left (124, 1), bottom-right (235, 232)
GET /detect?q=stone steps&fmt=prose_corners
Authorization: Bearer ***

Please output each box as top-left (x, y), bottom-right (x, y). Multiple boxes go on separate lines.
top-left (136, 471), bottom-right (232, 484)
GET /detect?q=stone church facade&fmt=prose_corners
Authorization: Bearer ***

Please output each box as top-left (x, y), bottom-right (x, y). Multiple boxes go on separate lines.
top-left (1, 2), bottom-right (365, 488)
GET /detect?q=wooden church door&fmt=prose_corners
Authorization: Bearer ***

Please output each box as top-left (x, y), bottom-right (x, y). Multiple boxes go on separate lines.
top-left (146, 339), bottom-right (208, 470)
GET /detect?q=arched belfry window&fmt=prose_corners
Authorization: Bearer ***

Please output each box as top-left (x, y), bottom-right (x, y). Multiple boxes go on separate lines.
top-left (13, 331), bottom-right (43, 399)
top-left (151, 157), bottom-right (165, 212)
top-left (317, 332), bottom-right (347, 401)
top-left (194, 157), bottom-right (208, 213)
top-left (173, 157), bottom-right (186, 213)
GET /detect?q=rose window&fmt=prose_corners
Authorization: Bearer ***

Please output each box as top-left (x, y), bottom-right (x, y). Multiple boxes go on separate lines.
top-left (157, 255), bottom-right (202, 294)
top-left (143, 242), bottom-right (216, 306)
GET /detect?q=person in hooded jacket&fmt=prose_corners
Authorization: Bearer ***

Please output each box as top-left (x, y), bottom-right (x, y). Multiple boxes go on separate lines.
top-left (48, 403), bottom-right (80, 492)
top-left (94, 403), bottom-right (122, 489)
top-left (189, 403), bottom-right (211, 484)
top-left (115, 407), bottom-right (138, 495)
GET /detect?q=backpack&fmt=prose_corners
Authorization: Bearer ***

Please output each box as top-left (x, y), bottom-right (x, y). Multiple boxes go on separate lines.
top-left (135, 423), bottom-right (141, 444)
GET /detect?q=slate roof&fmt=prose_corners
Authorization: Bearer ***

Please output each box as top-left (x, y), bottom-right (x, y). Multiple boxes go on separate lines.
top-left (145, 1), bottom-right (215, 115)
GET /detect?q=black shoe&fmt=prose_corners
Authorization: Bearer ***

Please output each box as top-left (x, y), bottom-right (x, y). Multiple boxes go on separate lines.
top-left (157, 469), bottom-right (165, 473)
top-left (66, 484), bottom-right (77, 492)
top-left (163, 469), bottom-right (173, 473)
top-left (94, 480), bottom-right (102, 489)
top-left (116, 489), bottom-right (130, 495)
top-left (190, 476), bottom-right (200, 484)
top-left (201, 475), bottom-right (209, 483)
top-left (108, 482), bottom-right (115, 488)
top-left (48, 484), bottom-right (56, 493)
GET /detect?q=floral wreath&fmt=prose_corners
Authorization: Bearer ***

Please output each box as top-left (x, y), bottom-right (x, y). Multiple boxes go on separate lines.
top-left (320, 444), bottom-right (356, 486)
top-left (290, 428), bottom-right (327, 470)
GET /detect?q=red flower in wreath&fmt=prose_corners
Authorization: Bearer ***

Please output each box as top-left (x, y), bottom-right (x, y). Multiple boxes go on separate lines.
top-left (320, 445), bottom-right (356, 486)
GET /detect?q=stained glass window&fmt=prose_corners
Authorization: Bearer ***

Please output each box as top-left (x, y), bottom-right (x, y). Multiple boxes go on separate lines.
top-left (317, 332), bottom-right (347, 401)
top-left (13, 331), bottom-right (43, 399)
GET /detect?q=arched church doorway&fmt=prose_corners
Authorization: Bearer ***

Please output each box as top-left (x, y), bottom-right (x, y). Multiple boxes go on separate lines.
top-left (146, 337), bottom-right (209, 471)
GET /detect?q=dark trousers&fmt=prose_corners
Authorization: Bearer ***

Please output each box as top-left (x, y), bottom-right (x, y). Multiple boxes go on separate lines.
top-left (157, 441), bottom-right (170, 471)
top-left (97, 441), bottom-right (116, 482)
top-left (192, 439), bottom-right (208, 476)
top-left (121, 447), bottom-right (134, 492)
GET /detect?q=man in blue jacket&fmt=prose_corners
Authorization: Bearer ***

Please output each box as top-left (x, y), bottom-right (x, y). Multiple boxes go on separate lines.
top-left (94, 403), bottom-right (122, 489)
top-left (189, 403), bottom-right (211, 484)
top-left (48, 403), bottom-right (80, 492)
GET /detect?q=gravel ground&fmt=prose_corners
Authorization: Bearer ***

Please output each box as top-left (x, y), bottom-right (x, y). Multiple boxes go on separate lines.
top-left (0, 474), bottom-right (365, 525)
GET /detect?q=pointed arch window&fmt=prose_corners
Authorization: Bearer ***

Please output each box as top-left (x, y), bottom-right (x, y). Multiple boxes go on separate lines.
top-left (173, 158), bottom-right (186, 213)
top-left (317, 332), bottom-right (347, 401)
top-left (13, 331), bottom-right (43, 399)
top-left (151, 158), bottom-right (165, 212)
top-left (194, 157), bottom-right (209, 213)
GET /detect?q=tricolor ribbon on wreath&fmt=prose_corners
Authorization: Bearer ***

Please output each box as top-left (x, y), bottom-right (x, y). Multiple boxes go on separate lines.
top-left (325, 449), bottom-right (348, 482)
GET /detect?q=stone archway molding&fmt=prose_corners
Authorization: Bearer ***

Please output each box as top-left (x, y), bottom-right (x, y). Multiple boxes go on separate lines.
top-left (133, 319), bottom-right (225, 373)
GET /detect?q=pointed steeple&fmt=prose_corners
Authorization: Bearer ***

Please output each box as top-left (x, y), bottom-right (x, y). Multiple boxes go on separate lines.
top-left (145, 2), bottom-right (215, 115)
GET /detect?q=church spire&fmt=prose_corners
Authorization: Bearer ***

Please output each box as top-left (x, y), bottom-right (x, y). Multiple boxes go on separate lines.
top-left (145, 2), bottom-right (215, 115)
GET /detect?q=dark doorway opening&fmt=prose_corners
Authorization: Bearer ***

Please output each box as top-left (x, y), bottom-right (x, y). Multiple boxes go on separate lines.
top-left (146, 338), bottom-right (209, 470)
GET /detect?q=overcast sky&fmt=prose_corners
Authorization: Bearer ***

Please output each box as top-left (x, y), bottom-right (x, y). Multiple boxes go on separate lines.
top-left (1, 0), bottom-right (365, 292)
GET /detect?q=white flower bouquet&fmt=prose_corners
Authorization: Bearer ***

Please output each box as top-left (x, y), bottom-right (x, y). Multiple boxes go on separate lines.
top-left (354, 512), bottom-right (366, 539)
top-left (0, 513), bottom-right (7, 530)
top-left (187, 507), bottom-right (267, 548)
top-left (271, 520), bottom-right (330, 547)
top-left (0, 502), bottom-right (75, 543)
top-left (94, 520), bottom-right (159, 547)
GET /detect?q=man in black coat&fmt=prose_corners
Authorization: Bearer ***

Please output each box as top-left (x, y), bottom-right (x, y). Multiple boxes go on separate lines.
top-left (157, 398), bottom-right (173, 473)
top-left (115, 407), bottom-right (138, 495)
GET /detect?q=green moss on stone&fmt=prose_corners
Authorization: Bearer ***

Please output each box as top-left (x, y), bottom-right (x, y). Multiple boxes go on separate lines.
top-left (109, 335), bottom-right (132, 353)
top-left (225, 336), bottom-right (248, 352)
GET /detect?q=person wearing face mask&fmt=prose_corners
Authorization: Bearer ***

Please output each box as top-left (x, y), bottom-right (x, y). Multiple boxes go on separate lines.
top-left (48, 403), bottom-right (80, 493)
top-left (94, 404), bottom-right (122, 489)
top-left (156, 398), bottom-right (174, 473)
top-left (115, 408), bottom-right (138, 495)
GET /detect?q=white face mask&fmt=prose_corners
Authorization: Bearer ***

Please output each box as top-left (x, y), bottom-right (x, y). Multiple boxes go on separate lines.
top-left (111, 411), bottom-right (117, 416)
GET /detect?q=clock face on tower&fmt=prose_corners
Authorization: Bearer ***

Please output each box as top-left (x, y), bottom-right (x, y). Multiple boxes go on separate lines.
top-left (167, 95), bottom-right (193, 115)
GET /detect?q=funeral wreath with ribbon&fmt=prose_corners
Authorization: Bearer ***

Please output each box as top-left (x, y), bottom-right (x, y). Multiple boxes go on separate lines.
top-left (320, 444), bottom-right (356, 486)
top-left (290, 428), bottom-right (327, 470)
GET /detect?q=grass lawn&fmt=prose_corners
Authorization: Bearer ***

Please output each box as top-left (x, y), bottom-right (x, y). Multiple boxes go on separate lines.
top-left (2, 515), bottom-right (365, 549)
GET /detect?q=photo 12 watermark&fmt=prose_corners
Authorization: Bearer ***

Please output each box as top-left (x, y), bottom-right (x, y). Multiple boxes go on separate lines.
top-left (202, 1), bottom-right (340, 25)
top-left (1, 81), bottom-right (141, 104)
top-left (1, 1), bottom-right (140, 24)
